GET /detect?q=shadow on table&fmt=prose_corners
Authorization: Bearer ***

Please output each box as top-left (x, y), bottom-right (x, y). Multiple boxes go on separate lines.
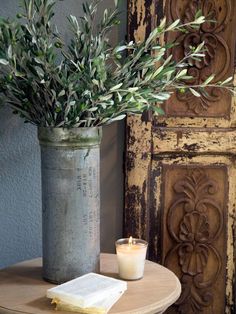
top-left (4, 266), bottom-right (42, 279)
top-left (26, 297), bottom-right (75, 314)
top-left (101, 272), bottom-right (120, 280)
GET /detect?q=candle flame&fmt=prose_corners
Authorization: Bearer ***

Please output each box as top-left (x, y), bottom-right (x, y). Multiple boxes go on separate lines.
top-left (128, 236), bottom-right (133, 246)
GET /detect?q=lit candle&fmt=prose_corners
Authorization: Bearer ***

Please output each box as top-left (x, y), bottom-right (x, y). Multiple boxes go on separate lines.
top-left (115, 237), bottom-right (148, 280)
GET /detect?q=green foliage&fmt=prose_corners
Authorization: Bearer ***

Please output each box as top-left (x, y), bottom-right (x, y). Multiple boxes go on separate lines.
top-left (0, 0), bottom-right (234, 127)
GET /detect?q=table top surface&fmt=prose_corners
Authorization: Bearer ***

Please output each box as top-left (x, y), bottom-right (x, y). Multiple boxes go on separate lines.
top-left (0, 254), bottom-right (181, 314)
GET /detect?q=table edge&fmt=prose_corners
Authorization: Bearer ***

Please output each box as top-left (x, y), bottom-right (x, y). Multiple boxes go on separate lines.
top-left (0, 254), bottom-right (182, 314)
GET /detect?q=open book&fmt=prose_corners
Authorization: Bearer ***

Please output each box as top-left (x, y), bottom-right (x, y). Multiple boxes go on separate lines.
top-left (47, 273), bottom-right (127, 313)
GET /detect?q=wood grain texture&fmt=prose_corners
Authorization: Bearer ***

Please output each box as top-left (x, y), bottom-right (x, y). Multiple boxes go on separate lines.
top-left (164, 0), bottom-right (235, 120)
top-left (127, 0), bottom-right (158, 42)
top-left (0, 254), bottom-right (181, 314)
top-left (155, 0), bottom-right (236, 129)
top-left (152, 127), bottom-right (236, 155)
top-left (161, 165), bottom-right (228, 313)
top-left (124, 114), bottom-right (152, 240)
top-left (147, 157), bottom-right (236, 314)
top-left (124, 0), bottom-right (164, 242)
top-left (150, 155), bottom-right (236, 314)
top-left (125, 0), bottom-right (236, 313)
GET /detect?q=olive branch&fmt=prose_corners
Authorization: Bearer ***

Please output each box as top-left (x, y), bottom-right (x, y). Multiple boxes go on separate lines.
top-left (0, 0), bottom-right (234, 127)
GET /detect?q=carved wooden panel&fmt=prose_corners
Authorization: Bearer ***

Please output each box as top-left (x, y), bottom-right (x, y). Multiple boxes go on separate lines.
top-left (149, 156), bottom-right (236, 313)
top-left (164, 0), bottom-right (235, 119)
top-left (161, 165), bottom-right (227, 313)
top-left (125, 1), bottom-right (236, 313)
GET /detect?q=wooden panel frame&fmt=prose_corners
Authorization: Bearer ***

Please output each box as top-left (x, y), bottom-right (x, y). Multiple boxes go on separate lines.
top-left (150, 158), bottom-right (234, 313)
top-left (125, 0), bottom-right (236, 313)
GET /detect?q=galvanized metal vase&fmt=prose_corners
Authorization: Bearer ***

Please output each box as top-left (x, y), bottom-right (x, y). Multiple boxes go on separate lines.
top-left (38, 127), bottom-right (102, 284)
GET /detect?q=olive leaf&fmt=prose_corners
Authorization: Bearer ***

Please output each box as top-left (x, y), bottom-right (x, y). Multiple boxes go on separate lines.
top-left (0, 0), bottom-right (234, 128)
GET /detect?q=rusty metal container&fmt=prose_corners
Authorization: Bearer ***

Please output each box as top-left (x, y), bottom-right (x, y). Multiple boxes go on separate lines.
top-left (38, 127), bottom-right (102, 284)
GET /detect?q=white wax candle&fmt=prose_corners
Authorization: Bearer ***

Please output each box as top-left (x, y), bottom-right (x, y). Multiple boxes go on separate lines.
top-left (116, 238), bottom-right (148, 280)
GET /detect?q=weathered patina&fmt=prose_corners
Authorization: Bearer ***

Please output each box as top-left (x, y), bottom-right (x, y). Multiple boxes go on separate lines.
top-left (125, 0), bottom-right (236, 312)
top-left (38, 127), bottom-right (102, 284)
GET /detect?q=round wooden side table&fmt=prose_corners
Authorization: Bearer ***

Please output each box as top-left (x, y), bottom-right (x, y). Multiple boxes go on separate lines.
top-left (0, 254), bottom-right (181, 314)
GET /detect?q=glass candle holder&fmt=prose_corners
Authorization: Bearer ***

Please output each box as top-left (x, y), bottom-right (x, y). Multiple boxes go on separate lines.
top-left (115, 237), bottom-right (148, 280)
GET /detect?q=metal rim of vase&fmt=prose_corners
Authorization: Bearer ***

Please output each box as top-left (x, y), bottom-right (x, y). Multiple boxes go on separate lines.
top-left (38, 127), bottom-right (102, 148)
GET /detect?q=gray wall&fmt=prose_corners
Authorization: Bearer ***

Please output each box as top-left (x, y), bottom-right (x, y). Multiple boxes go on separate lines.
top-left (0, 0), bottom-right (126, 269)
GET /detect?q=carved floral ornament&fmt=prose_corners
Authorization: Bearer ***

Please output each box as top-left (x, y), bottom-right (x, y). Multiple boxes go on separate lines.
top-left (167, 0), bottom-right (231, 115)
top-left (164, 170), bottom-right (223, 313)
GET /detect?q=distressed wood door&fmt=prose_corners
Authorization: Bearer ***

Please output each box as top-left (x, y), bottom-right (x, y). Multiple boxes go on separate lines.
top-left (125, 1), bottom-right (236, 313)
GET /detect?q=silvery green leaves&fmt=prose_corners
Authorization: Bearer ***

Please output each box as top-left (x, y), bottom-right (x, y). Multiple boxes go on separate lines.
top-left (0, 0), bottom-right (234, 128)
top-left (0, 59), bottom-right (9, 65)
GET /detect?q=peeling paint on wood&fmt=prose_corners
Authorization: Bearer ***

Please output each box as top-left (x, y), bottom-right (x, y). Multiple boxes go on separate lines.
top-left (152, 128), bottom-right (236, 155)
top-left (125, 0), bottom-right (236, 313)
top-left (124, 114), bottom-right (152, 241)
top-left (128, 0), bottom-right (157, 42)
top-left (150, 157), bottom-right (236, 313)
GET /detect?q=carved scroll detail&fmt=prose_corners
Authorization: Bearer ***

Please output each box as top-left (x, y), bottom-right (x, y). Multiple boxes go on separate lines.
top-left (164, 169), bottom-right (225, 313)
top-left (166, 0), bottom-right (232, 116)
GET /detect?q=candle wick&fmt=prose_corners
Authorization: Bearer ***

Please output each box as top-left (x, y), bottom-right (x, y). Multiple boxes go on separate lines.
top-left (128, 236), bottom-right (133, 246)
